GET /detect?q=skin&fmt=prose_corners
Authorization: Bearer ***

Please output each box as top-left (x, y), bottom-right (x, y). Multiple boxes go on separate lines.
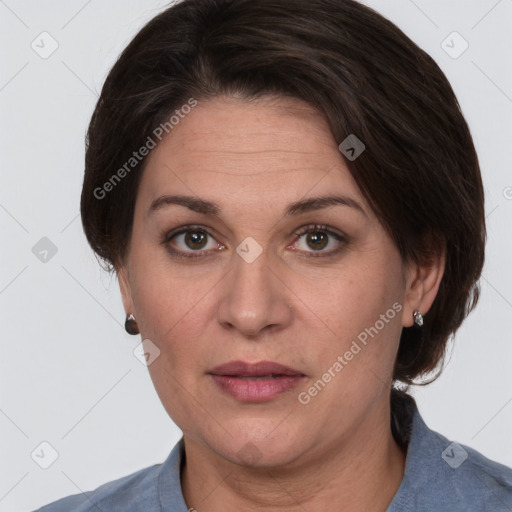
top-left (117, 95), bottom-right (445, 511)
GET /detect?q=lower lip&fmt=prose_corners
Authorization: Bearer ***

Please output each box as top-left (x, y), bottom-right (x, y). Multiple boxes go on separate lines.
top-left (210, 374), bottom-right (304, 402)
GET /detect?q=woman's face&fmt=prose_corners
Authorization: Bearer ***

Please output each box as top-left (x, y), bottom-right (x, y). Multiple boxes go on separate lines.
top-left (118, 95), bottom-right (432, 467)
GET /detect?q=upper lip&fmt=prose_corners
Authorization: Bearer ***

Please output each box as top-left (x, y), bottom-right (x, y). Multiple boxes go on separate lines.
top-left (209, 360), bottom-right (304, 377)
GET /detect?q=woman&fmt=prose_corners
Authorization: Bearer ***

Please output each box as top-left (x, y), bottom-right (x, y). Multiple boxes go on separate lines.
top-left (35, 0), bottom-right (512, 510)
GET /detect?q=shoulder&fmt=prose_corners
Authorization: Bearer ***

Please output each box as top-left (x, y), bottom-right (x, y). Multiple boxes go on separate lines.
top-left (425, 428), bottom-right (512, 511)
top-left (389, 394), bottom-right (512, 512)
top-left (32, 438), bottom-right (186, 512)
top-left (33, 462), bottom-right (163, 512)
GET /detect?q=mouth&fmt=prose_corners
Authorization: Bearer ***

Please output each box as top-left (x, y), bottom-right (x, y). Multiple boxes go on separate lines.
top-left (208, 360), bottom-right (305, 402)
top-left (228, 375), bottom-right (291, 380)
top-left (209, 360), bottom-right (304, 377)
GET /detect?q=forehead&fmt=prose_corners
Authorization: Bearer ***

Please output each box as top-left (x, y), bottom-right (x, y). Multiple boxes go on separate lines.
top-left (138, 95), bottom-right (365, 211)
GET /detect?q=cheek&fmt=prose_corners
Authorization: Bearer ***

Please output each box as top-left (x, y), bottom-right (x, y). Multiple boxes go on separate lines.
top-left (297, 274), bottom-right (404, 427)
top-left (129, 263), bottom-right (214, 428)
top-left (132, 270), bottom-right (211, 350)
top-left (305, 257), bottom-right (405, 392)
top-left (127, 231), bottom-right (209, 334)
top-left (306, 257), bottom-right (403, 341)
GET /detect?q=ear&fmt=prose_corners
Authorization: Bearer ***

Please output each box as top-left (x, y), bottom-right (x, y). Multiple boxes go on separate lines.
top-left (402, 247), bottom-right (445, 328)
top-left (117, 264), bottom-right (135, 319)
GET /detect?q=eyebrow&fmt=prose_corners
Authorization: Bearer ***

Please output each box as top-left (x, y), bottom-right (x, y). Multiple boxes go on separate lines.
top-left (147, 194), bottom-right (366, 218)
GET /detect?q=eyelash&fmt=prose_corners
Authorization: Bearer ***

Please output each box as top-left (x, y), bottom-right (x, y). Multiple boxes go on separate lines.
top-left (161, 223), bottom-right (348, 260)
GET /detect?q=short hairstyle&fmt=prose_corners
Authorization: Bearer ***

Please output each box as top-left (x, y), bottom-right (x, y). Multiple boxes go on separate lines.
top-left (81, 0), bottom-right (486, 386)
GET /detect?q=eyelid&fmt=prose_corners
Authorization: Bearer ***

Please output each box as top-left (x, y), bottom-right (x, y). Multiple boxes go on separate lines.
top-left (292, 223), bottom-right (347, 242)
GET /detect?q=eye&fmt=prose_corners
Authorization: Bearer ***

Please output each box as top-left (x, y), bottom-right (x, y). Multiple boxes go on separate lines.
top-left (291, 224), bottom-right (348, 257)
top-left (161, 223), bottom-right (348, 260)
top-left (162, 225), bottom-right (225, 258)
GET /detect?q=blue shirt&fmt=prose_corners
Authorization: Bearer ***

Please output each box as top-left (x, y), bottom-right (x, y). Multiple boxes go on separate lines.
top-left (34, 397), bottom-right (512, 511)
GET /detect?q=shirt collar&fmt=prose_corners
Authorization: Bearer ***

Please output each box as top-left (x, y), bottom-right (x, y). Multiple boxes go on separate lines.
top-left (386, 395), bottom-right (441, 510)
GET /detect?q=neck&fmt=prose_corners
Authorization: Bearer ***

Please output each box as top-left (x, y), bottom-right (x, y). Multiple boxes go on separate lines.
top-left (181, 402), bottom-right (406, 512)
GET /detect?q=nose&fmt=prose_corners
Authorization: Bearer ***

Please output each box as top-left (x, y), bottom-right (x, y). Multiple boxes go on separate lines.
top-left (216, 245), bottom-right (293, 338)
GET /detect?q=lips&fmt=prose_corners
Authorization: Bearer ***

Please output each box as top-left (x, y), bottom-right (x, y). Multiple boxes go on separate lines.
top-left (208, 360), bottom-right (305, 402)
top-left (209, 360), bottom-right (304, 377)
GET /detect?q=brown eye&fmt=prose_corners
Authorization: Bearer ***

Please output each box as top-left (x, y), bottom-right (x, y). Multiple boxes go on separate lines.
top-left (184, 231), bottom-right (208, 250)
top-left (305, 231), bottom-right (328, 251)
top-left (292, 224), bottom-right (348, 257)
top-left (162, 225), bottom-right (223, 258)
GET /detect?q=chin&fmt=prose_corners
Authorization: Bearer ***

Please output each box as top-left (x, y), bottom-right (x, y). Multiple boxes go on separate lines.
top-left (206, 419), bottom-right (307, 469)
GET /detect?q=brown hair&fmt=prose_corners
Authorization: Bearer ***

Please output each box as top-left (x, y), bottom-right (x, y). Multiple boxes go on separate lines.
top-left (81, 0), bottom-right (486, 386)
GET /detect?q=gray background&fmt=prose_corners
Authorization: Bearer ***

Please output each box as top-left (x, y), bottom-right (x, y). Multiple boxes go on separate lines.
top-left (1, 0), bottom-right (511, 510)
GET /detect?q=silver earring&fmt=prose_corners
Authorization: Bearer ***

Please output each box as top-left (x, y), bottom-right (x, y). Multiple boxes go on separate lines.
top-left (413, 310), bottom-right (423, 327)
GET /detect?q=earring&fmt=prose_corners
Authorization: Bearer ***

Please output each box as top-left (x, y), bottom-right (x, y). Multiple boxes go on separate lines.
top-left (125, 314), bottom-right (139, 335)
top-left (413, 310), bottom-right (423, 327)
